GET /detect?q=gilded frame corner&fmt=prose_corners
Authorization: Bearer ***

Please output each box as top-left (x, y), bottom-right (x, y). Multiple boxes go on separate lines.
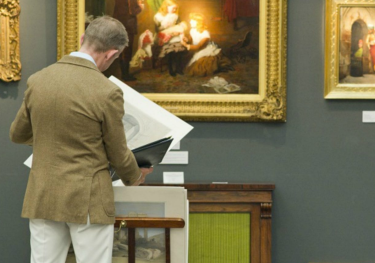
top-left (0, 0), bottom-right (21, 82)
top-left (325, 0), bottom-right (375, 99)
top-left (57, 0), bottom-right (287, 122)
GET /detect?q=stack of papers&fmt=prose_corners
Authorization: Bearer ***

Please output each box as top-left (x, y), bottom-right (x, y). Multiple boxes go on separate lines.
top-left (113, 186), bottom-right (189, 263)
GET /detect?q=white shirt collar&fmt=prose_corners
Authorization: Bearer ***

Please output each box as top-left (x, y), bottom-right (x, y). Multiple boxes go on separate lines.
top-left (69, 52), bottom-right (97, 66)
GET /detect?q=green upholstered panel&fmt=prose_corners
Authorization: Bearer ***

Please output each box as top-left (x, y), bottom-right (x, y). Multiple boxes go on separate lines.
top-left (189, 213), bottom-right (250, 263)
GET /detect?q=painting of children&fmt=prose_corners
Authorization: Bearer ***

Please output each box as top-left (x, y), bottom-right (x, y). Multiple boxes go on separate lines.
top-left (153, 0), bottom-right (188, 76)
top-left (86, 0), bottom-right (260, 94)
top-left (181, 13), bottom-right (232, 77)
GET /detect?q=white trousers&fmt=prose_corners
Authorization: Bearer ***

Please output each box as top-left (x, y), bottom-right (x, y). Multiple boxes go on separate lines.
top-left (29, 216), bottom-right (114, 263)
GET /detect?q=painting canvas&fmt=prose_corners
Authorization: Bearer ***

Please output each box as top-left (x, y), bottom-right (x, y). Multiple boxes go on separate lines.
top-left (113, 202), bottom-right (166, 262)
top-left (339, 7), bottom-right (375, 84)
top-left (325, 0), bottom-right (375, 98)
top-left (85, 0), bottom-right (260, 95)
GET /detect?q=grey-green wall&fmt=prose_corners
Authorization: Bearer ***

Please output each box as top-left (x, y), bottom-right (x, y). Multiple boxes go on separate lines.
top-left (1, 0), bottom-right (375, 262)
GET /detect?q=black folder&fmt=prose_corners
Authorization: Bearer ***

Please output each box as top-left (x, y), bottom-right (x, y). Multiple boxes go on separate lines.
top-left (132, 137), bottom-right (173, 168)
top-left (110, 137), bottom-right (173, 181)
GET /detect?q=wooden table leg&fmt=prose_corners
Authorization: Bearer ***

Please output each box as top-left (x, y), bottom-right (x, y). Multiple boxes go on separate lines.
top-left (128, 228), bottom-right (136, 263)
top-left (165, 228), bottom-right (170, 263)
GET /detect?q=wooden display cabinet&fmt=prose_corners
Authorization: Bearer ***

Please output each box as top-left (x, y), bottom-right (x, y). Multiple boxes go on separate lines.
top-left (145, 183), bottom-right (275, 263)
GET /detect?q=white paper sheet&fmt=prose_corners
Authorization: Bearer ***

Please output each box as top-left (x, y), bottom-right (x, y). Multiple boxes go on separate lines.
top-left (160, 151), bottom-right (189, 164)
top-left (109, 76), bottom-right (193, 150)
top-left (24, 154), bottom-right (33, 168)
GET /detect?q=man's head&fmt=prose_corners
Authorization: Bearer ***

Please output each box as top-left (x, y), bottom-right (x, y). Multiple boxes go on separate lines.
top-left (80, 16), bottom-right (128, 71)
top-left (82, 16), bottom-right (128, 53)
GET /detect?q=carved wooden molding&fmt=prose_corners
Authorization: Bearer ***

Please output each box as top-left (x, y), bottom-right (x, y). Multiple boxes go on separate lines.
top-left (261, 202), bottom-right (272, 219)
top-left (0, 0), bottom-right (21, 82)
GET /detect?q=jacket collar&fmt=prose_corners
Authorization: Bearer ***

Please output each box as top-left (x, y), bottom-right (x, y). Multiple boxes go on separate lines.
top-left (57, 55), bottom-right (101, 73)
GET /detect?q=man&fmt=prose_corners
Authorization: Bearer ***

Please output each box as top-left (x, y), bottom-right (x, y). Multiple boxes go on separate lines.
top-left (113, 0), bottom-right (144, 81)
top-left (10, 16), bottom-right (153, 263)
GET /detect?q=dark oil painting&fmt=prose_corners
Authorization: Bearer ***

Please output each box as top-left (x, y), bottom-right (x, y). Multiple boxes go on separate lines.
top-left (339, 7), bottom-right (375, 85)
top-left (85, 0), bottom-right (260, 95)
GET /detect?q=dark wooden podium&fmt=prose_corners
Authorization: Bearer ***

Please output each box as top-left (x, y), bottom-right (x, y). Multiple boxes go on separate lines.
top-left (144, 183), bottom-right (275, 263)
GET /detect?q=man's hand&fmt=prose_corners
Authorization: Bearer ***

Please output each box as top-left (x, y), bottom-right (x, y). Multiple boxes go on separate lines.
top-left (132, 167), bottom-right (154, 186)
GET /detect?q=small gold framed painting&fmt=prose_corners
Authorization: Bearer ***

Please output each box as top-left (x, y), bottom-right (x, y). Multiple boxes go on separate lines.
top-left (325, 0), bottom-right (375, 99)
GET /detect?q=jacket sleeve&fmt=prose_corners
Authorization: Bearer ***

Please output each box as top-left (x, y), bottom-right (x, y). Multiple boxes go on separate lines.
top-left (102, 87), bottom-right (141, 186)
top-left (9, 93), bottom-right (33, 145)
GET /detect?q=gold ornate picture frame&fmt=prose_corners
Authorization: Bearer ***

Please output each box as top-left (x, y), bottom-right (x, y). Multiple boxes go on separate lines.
top-left (57, 0), bottom-right (287, 122)
top-left (0, 0), bottom-right (21, 82)
top-left (325, 0), bottom-right (375, 99)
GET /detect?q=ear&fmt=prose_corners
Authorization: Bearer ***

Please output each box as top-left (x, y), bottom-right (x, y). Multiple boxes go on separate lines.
top-left (105, 49), bottom-right (119, 60)
top-left (80, 33), bottom-right (85, 46)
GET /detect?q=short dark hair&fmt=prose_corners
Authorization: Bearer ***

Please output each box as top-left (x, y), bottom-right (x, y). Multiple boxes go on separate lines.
top-left (82, 16), bottom-right (128, 52)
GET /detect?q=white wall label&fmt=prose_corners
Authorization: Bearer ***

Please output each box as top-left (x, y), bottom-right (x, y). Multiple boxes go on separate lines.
top-left (160, 151), bottom-right (188, 164)
top-left (163, 172), bottom-right (184, 184)
top-left (363, 111), bottom-right (375, 123)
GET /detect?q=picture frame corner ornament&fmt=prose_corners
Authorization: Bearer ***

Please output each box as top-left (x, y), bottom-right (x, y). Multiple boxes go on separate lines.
top-left (0, 0), bottom-right (22, 82)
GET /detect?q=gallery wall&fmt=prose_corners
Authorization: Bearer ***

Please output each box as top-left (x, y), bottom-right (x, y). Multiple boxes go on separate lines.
top-left (1, 0), bottom-right (375, 262)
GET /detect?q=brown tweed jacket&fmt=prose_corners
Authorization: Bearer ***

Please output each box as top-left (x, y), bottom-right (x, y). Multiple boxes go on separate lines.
top-left (10, 56), bottom-right (141, 224)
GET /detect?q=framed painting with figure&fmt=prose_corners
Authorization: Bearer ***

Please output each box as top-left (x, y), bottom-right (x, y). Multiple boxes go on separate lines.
top-left (57, 0), bottom-right (287, 121)
top-left (325, 0), bottom-right (375, 99)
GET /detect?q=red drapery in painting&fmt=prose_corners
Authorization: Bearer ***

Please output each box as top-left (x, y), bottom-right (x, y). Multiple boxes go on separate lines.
top-left (223, 0), bottom-right (259, 22)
